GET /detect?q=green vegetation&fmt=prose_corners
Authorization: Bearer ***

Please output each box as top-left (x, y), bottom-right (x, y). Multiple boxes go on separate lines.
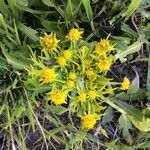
top-left (0, 0), bottom-right (149, 149)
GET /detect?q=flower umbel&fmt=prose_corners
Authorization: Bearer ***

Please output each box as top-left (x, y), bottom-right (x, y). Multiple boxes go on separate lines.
top-left (48, 90), bottom-right (67, 105)
top-left (66, 28), bottom-right (83, 41)
top-left (120, 77), bottom-right (130, 90)
top-left (40, 68), bottom-right (56, 84)
top-left (41, 33), bottom-right (59, 52)
top-left (81, 114), bottom-right (97, 129)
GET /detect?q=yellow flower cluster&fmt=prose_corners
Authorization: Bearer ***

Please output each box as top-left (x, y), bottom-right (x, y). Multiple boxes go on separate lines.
top-left (120, 77), bottom-right (130, 90)
top-left (48, 90), bottom-right (67, 105)
top-left (40, 68), bottom-right (56, 84)
top-left (41, 33), bottom-right (59, 52)
top-left (81, 114), bottom-right (97, 129)
top-left (27, 28), bottom-right (129, 131)
top-left (66, 28), bottom-right (83, 41)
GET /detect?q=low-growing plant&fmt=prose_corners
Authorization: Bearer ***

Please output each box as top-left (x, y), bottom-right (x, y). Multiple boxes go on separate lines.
top-left (0, 0), bottom-right (150, 149)
top-left (24, 28), bottom-right (132, 139)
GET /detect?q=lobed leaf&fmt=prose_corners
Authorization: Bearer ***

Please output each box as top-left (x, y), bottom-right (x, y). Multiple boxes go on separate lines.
top-left (115, 41), bottom-right (141, 62)
top-left (118, 114), bottom-right (132, 136)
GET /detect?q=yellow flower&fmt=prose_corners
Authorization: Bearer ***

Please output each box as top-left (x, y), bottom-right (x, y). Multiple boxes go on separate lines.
top-left (67, 80), bottom-right (75, 88)
top-left (66, 28), bottom-right (83, 41)
top-left (48, 90), bottom-right (67, 105)
top-left (88, 90), bottom-right (97, 100)
top-left (40, 68), bottom-right (56, 84)
top-left (120, 77), bottom-right (130, 90)
top-left (69, 72), bottom-right (76, 80)
top-left (41, 33), bottom-right (59, 52)
top-left (85, 69), bottom-right (96, 78)
top-left (96, 56), bottom-right (111, 72)
top-left (81, 114), bottom-right (97, 129)
top-left (57, 57), bottom-right (66, 66)
top-left (95, 39), bottom-right (114, 55)
top-left (63, 50), bottom-right (72, 60)
top-left (78, 93), bottom-right (86, 103)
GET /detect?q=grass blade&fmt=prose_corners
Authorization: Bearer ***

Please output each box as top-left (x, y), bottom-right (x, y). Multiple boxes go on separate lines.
top-left (125, 0), bottom-right (141, 21)
top-left (82, 0), bottom-right (94, 31)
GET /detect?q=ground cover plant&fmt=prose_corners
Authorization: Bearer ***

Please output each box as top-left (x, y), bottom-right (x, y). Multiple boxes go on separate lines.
top-left (0, 0), bottom-right (150, 149)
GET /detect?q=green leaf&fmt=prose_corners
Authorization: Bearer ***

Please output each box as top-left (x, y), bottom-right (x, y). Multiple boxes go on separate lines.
top-left (17, 23), bottom-right (39, 41)
top-left (82, 0), bottom-right (94, 30)
top-left (121, 23), bottom-right (137, 37)
top-left (140, 10), bottom-right (150, 19)
top-left (25, 90), bottom-right (35, 131)
top-left (116, 144), bottom-right (134, 150)
top-left (41, 19), bottom-right (63, 37)
top-left (118, 114), bottom-right (132, 136)
top-left (15, 106), bottom-right (26, 118)
top-left (0, 0), bottom-right (10, 17)
top-left (42, 0), bottom-right (64, 17)
top-left (65, 0), bottom-right (74, 22)
top-left (125, 0), bottom-right (141, 21)
top-left (5, 106), bottom-right (25, 129)
top-left (42, 0), bottom-right (55, 7)
top-left (16, 0), bottom-right (28, 6)
top-left (0, 104), bottom-right (5, 115)
top-left (16, 3), bottom-right (49, 14)
top-left (102, 106), bottom-right (113, 124)
top-left (128, 69), bottom-right (139, 94)
top-left (136, 142), bottom-right (150, 148)
top-left (129, 116), bottom-right (150, 132)
top-left (0, 57), bottom-right (8, 69)
top-left (116, 89), bottom-right (146, 102)
top-left (82, 0), bottom-right (93, 22)
top-left (70, 132), bottom-right (86, 144)
top-left (31, 85), bottom-right (52, 100)
top-left (115, 100), bottom-right (143, 120)
top-left (104, 138), bottom-right (119, 148)
top-left (114, 100), bottom-right (150, 132)
top-left (1, 43), bottom-right (32, 69)
top-left (47, 105), bottom-right (68, 115)
top-left (115, 41), bottom-right (141, 62)
top-left (99, 126), bottom-right (109, 138)
top-left (7, 0), bottom-right (18, 18)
